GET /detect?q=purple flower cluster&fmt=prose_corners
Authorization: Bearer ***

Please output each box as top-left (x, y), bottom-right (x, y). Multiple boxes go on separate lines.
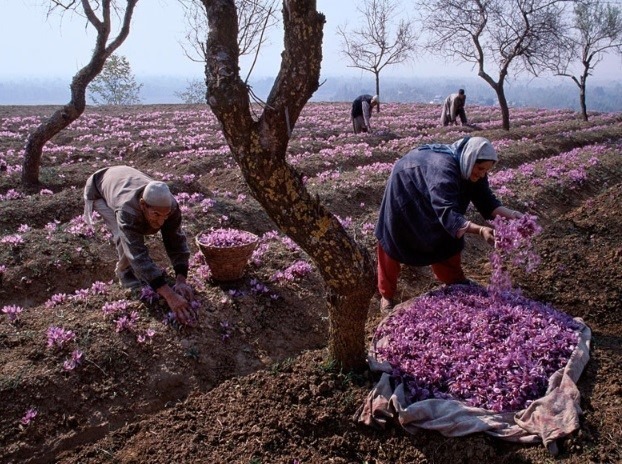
top-left (46, 326), bottom-right (76, 350)
top-left (102, 300), bottom-right (130, 316)
top-left (2, 304), bottom-right (23, 323)
top-left (44, 293), bottom-right (69, 309)
top-left (374, 285), bottom-right (581, 412)
top-left (271, 260), bottom-right (313, 283)
top-left (198, 228), bottom-right (257, 248)
top-left (1, 234), bottom-right (24, 247)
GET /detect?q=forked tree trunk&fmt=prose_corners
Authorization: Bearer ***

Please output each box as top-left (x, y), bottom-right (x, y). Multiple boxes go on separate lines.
top-left (202, 0), bottom-right (376, 371)
top-left (21, 0), bottom-right (138, 187)
top-left (479, 69), bottom-right (511, 130)
top-left (23, 72), bottom-right (97, 186)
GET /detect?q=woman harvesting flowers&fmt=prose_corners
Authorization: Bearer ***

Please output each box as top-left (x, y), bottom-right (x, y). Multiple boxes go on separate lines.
top-left (375, 136), bottom-right (523, 311)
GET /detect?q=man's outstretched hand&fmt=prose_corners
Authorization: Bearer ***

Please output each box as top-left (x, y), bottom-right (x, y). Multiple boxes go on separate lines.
top-left (158, 284), bottom-right (197, 325)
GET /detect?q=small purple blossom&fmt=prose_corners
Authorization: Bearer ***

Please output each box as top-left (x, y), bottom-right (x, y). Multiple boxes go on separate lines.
top-left (2, 304), bottom-right (23, 322)
top-left (139, 286), bottom-right (160, 304)
top-left (20, 408), bottom-right (38, 426)
top-left (63, 349), bottom-right (84, 371)
top-left (90, 281), bottom-right (110, 295)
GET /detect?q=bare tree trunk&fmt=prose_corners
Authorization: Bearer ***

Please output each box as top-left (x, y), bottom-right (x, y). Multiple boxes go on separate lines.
top-left (23, 72), bottom-right (95, 186)
top-left (21, 0), bottom-right (138, 187)
top-left (375, 71), bottom-right (381, 113)
top-left (478, 69), bottom-right (511, 130)
top-left (497, 86), bottom-right (510, 131)
top-left (579, 73), bottom-right (588, 122)
top-left (202, 0), bottom-right (376, 371)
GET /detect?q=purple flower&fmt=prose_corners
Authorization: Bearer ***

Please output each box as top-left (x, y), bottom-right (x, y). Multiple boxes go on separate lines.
top-left (2, 304), bottom-right (23, 322)
top-left (139, 286), bottom-right (160, 305)
top-left (20, 408), bottom-right (38, 426)
top-left (46, 326), bottom-right (76, 350)
top-left (63, 349), bottom-right (84, 371)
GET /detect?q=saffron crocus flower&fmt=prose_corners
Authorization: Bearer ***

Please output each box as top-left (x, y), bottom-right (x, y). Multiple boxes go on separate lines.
top-left (20, 408), bottom-right (38, 426)
top-left (139, 286), bottom-right (160, 305)
top-left (2, 304), bottom-right (23, 322)
top-left (63, 350), bottom-right (84, 371)
top-left (46, 326), bottom-right (76, 350)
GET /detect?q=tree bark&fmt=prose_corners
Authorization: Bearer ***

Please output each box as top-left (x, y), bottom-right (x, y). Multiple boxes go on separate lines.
top-left (579, 72), bottom-right (588, 122)
top-left (478, 69), bottom-right (511, 130)
top-left (202, 0), bottom-right (376, 371)
top-left (21, 0), bottom-right (138, 187)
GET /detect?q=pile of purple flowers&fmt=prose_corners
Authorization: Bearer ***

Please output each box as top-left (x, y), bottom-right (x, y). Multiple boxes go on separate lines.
top-left (197, 228), bottom-right (257, 248)
top-left (375, 285), bottom-right (581, 412)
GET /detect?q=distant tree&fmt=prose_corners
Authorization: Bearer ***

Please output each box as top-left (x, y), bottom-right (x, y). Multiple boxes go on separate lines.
top-left (552, 0), bottom-right (622, 121)
top-left (417, 0), bottom-right (569, 130)
top-left (89, 54), bottom-right (142, 105)
top-left (200, 0), bottom-right (376, 371)
top-left (180, 0), bottom-right (279, 84)
top-left (22, 0), bottom-right (138, 187)
top-left (337, 0), bottom-right (417, 110)
top-left (175, 78), bottom-right (207, 104)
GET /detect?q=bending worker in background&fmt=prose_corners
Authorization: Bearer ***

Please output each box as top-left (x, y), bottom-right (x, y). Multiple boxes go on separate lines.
top-left (351, 94), bottom-right (379, 133)
top-left (440, 88), bottom-right (468, 126)
top-left (83, 165), bottom-right (196, 324)
top-left (374, 136), bottom-right (523, 312)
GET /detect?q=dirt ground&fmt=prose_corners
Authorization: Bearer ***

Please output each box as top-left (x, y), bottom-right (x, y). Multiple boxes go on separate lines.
top-left (0, 103), bottom-right (621, 464)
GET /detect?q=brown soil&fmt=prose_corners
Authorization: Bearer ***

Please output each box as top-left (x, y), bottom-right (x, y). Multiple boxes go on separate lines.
top-left (0, 104), bottom-right (621, 464)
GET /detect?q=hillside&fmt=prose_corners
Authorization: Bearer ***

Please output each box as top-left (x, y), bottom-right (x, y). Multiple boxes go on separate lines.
top-left (0, 103), bottom-right (621, 463)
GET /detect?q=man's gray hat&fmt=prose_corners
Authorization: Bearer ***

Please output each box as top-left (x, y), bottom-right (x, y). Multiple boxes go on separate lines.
top-left (143, 181), bottom-right (173, 208)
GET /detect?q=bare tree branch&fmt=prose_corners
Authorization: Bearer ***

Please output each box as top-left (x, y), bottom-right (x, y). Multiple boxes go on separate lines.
top-left (337, 0), bottom-right (417, 104)
top-left (22, 0), bottom-right (139, 186)
top-left (417, 0), bottom-right (571, 129)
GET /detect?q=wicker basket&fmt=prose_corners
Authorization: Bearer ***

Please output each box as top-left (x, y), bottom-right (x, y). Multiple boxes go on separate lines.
top-left (195, 231), bottom-right (258, 281)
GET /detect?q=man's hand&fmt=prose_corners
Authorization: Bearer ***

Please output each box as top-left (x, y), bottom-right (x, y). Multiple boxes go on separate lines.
top-left (157, 284), bottom-right (197, 325)
top-left (173, 282), bottom-right (194, 301)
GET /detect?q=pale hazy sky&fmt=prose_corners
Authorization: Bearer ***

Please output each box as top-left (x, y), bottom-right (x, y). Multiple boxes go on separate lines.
top-left (1, 0), bottom-right (621, 82)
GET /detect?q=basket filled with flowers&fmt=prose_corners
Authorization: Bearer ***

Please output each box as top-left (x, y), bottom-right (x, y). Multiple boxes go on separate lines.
top-left (195, 228), bottom-right (258, 281)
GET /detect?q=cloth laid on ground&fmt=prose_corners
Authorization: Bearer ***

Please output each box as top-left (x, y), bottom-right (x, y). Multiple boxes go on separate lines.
top-left (355, 299), bottom-right (591, 455)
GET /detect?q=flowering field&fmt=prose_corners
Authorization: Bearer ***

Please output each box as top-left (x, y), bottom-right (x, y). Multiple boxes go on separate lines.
top-left (1, 102), bottom-right (621, 463)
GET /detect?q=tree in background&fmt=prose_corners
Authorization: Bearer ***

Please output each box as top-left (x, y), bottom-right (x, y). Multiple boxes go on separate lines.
top-left (337, 0), bottom-right (417, 111)
top-left (175, 78), bottom-right (208, 104)
top-left (417, 0), bottom-right (568, 130)
top-left (89, 54), bottom-right (142, 105)
top-left (22, 0), bottom-right (138, 187)
top-left (552, 0), bottom-right (622, 121)
top-left (200, 0), bottom-right (376, 371)
top-left (179, 0), bottom-right (279, 102)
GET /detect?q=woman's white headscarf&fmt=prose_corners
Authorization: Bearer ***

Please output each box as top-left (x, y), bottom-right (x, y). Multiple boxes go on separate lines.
top-left (451, 136), bottom-right (498, 179)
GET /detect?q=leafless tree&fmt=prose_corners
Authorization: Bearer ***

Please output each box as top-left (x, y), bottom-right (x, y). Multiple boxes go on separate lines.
top-left (180, 0), bottom-right (279, 84)
top-left (22, 0), bottom-right (138, 187)
top-left (337, 0), bottom-right (417, 110)
top-left (200, 0), bottom-right (376, 371)
top-left (417, 0), bottom-right (569, 130)
top-left (552, 0), bottom-right (622, 121)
